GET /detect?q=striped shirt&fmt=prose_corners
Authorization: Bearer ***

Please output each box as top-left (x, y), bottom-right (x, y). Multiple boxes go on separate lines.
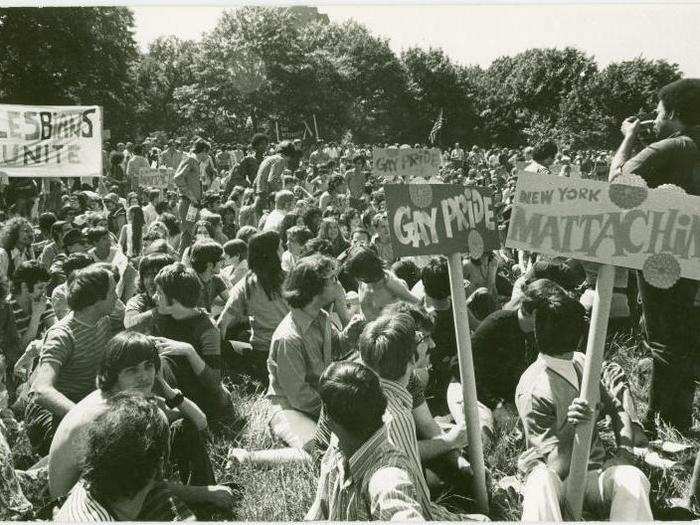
top-left (37, 308), bottom-right (123, 403)
top-left (8, 297), bottom-right (56, 343)
top-left (305, 425), bottom-right (425, 521)
top-left (380, 377), bottom-right (483, 521)
top-left (55, 481), bottom-right (115, 521)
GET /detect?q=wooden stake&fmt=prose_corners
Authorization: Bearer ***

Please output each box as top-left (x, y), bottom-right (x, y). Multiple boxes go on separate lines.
top-left (564, 263), bottom-right (615, 518)
top-left (446, 253), bottom-right (489, 514)
top-left (275, 121), bottom-right (280, 143)
top-left (313, 114), bottom-right (319, 139)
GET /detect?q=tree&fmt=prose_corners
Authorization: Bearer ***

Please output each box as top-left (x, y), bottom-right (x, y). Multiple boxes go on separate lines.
top-left (401, 47), bottom-right (481, 146)
top-left (134, 36), bottom-right (200, 137)
top-left (0, 7), bottom-right (139, 140)
top-left (591, 57), bottom-right (682, 145)
top-left (479, 47), bottom-right (598, 146)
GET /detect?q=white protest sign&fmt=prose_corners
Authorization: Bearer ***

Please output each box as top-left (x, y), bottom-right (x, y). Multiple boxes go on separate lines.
top-left (372, 147), bottom-right (441, 182)
top-left (506, 171), bottom-right (700, 287)
top-left (0, 104), bottom-right (102, 177)
top-left (138, 167), bottom-right (174, 189)
top-left (506, 171), bottom-right (700, 519)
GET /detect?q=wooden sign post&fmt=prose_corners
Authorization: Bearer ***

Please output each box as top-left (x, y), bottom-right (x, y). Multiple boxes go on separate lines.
top-left (564, 263), bottom-right (614, 517)
top-left (384, 182), bottom-right (501, 514)
top-left (506, 171), bottom-right (700, 519)
top-left (446, 252), bottom-right (490, 513)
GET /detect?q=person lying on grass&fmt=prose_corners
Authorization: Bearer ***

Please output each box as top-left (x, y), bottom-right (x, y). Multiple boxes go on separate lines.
top-left (49, 330), bottom-right (237, 520)
top-left (515, 284), bottom-right (651, 521)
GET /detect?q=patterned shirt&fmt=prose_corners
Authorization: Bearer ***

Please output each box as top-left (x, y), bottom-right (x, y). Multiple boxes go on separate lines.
top-left (55, 481), bottom-right (115, 522)
top-left (35, 308), bottom-right (123, 403)
top-left (306, 425), bottom-right (425, 521)
top-left (8, 297), bottom-right (56, 346)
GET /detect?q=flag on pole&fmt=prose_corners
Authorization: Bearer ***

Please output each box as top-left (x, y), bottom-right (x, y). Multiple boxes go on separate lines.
top-left (428, 108), bottom-right (444, 145)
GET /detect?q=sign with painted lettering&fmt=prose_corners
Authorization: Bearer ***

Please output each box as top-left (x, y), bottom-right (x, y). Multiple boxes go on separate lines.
top-left (0, 104), bottom-right (102, 177)
top-left (384, 184), bottom-right (500, 257)
top-left (138, 167), bottom-right (174, 189)
top-left (506, 171), bottom-right (700, 287)
top-left (373, 148), bottom-right (441, 182)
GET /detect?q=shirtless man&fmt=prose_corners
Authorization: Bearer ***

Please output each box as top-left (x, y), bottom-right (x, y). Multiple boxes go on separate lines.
top-left (48, 330), bottom-right (236, 519)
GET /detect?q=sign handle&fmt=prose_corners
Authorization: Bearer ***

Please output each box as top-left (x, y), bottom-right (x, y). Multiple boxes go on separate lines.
top-left (446, 253), bottom-right (489, 514)
top-left (564, 263), bottom-right (615, 519)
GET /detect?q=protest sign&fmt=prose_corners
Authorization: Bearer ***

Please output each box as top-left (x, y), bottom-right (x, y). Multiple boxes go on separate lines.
top-left (506, 171), bottom-right (700, 285)
top-left (506, 171), bottom-right (700, 518)
top-left (0, 104), bottom-right (102, 177)
top-left (384, 183), bottom-right (500, 259)
top-left (138, 167), bottom-right (174, 189)
top-left (384, 182), bottom-right (497, 514)
top-left (372, 147), bottom-right (441, 182)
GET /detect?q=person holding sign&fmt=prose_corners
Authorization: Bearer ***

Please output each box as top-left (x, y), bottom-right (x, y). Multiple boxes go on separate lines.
top-left (516, 281), bottom-right (651, 521)
top-left (608, 78), bottom-right (700, 434)
top-left (174, 139), bottom-right (210, 256)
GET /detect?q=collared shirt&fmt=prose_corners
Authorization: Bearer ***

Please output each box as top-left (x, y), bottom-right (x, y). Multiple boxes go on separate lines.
top-left (379, 377), bottom-right (434, 517)
top-left (255, 154), bottom-right (287, 196)
top-left (55, 481), bottom-right (115, 522)
top-left (267, 308), bottom-right (340, 416)
top-left (305, 425), bottom-right (425, 521)
top-left (220, 272), bottom-right (289, 352)
top-left (515, 352), bottom-right (608, 479)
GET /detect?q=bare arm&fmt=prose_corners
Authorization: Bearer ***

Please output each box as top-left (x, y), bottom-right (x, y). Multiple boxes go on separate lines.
top-left (609, 117), bottom-right (641, 180)
top-left (30, 362), bottom-right (76, 417)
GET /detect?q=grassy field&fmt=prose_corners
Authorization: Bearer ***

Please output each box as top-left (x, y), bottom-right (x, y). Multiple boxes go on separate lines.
top-left (211, 329), bottom-right (700, 521)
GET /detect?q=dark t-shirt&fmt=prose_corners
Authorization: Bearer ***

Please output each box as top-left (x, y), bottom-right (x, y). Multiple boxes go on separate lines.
top-left (622, 128), bottom-right (700, 194)
top-left (456, 308), bottom-right (536, 409)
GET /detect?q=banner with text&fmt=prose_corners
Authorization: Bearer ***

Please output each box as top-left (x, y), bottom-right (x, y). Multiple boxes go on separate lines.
top-left (373, 147), bottom-right (441, 182)
top-left (138, 167), bottom-right (174, 189)
top-left (384, 184), bottom-right (500, 258)
top-left (0, 104), bottom-right (102, 178)
top-left (505, 171), bottom-right (700, 288)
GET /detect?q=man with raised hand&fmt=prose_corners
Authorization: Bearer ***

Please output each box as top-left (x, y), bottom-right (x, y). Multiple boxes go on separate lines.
top-left (609, 78), bottom-right (700, 435)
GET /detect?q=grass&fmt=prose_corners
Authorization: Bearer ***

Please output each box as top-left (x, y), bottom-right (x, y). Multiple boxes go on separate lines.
top-left (208, 329), bottom-right (700, 521)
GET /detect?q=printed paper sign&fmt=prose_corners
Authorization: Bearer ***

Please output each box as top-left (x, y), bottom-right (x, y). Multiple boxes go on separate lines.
top-left (138, 167), bottom-right (174, 189)
top-left (373, 148), bottom-right (441, 181)
top-left (384, 184), bottom-right (501, 257)
top-left (505, 171), bottom-right (700, 287)
top-left (0, 104), bottom-right (102, 177)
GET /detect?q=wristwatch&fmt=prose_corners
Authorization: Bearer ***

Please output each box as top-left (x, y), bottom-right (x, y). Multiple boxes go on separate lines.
top-left (165, 389), bottom-right (184, 409)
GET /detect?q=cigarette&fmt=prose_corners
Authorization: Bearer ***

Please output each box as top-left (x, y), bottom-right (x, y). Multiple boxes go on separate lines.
top-left (640, 120), bottom-right (654, 125)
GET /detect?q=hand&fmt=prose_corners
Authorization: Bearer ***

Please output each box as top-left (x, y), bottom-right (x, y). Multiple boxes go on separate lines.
top-left (621, 116), bottom-right (641, 138)
top-left (202, 484), bottom-right (237, 510)
top-left (444, 422), bottom-right (468, 450)
top-left (32, 295), bottom-right (48, 317)
top-left (567, 398), bottom-right (593, 426)
top-left (153, 337), bottom-right (194, 358)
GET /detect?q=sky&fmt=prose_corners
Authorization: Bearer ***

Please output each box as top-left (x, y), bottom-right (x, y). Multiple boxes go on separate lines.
top-left (129, 3), bottom-right (700, 76)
